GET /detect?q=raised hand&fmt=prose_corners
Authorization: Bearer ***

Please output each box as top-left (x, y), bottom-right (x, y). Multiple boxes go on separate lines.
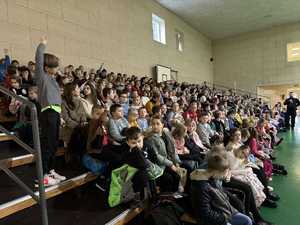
top-left (40, 36), bottom-right (47, 45)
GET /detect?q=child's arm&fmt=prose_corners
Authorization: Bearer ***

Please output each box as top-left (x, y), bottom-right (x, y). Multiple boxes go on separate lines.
top-left (35, 36), bottom-right (47, 80)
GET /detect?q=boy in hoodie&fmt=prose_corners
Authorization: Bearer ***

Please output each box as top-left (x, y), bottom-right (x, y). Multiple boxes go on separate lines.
top-left (190, 148), bottom-right (252, 225)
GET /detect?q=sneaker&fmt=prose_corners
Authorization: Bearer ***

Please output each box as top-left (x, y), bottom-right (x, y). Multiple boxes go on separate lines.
top-left (178, 185), bottom-right (184, 193)
top-left (35, 174), bottom-right (61, 187)
top-left (267, 186), bottom-right (274, 192)
top-left (50, 169), bottom-right (66, 181)
top-left (262, 199), bottom-right (277, 208)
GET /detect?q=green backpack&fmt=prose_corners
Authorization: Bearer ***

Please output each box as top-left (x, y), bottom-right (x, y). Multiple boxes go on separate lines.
top-left (108, 164), bottom-right (138, 207)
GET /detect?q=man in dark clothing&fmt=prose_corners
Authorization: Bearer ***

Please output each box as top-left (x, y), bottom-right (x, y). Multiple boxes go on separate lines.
top-left (284, 92), bottom-right (300, 130)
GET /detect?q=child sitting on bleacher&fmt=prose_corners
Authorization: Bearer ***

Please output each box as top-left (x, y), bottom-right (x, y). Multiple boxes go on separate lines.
top-left (144, 115), bottom-right (182, 193)
top-left (190, 149), bottom-right (253, 225)
top-left (108, 103), bottom-right (129, 145)
top-left (137, 107), bottom-right (149, 132)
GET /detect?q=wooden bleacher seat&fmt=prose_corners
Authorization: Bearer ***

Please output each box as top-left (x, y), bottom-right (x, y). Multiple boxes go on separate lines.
top-left (0, 147), bottom-right (65, 169)
top-left (181, 213), bottom-right (197, 224)
top-left (0, 133), bottom-right (14, 142)
top-left (0, 172), bottom-right (97, 219)
top-left (105, 205), bottom-right (145, 225)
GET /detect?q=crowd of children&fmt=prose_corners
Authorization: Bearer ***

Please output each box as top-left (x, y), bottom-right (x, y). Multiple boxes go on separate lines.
top-left (0, 38), bottom-right (294, 225)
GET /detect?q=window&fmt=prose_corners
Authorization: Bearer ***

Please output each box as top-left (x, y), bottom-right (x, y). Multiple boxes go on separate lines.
top-left (152, 14), bottom-right (166, 44)
top-left (287, 42), bottom-right (300, 62)
top-left (176, 30), bottom-right (184, 52)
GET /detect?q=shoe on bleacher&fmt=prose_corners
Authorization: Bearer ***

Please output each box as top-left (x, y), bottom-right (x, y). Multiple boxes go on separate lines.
top-left (35, 174), bottom-right (61, 187)
top-left (49, 169), bottom-right (66, 181)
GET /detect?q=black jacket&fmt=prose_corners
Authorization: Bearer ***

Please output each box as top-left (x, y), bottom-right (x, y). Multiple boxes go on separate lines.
top-left (284, 97), bottom-right (300, 112)
top-left (190, 170), bottom-right (238, 225)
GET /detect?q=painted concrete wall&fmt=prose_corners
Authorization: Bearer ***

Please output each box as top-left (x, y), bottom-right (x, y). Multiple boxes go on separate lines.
top-left (0, 0), bottom-right (213, 83)
top-left (213, 22), bottom-right (300, 92)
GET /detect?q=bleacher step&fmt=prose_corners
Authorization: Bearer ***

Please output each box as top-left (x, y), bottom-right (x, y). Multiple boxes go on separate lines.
top-left (0, 172), bottom-right (97, 219)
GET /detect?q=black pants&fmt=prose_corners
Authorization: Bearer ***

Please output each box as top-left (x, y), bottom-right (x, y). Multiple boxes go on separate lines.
top-left (40, 109), bottom-right (60, 175)
top-left (223, 178), bottom-right (263, 223)
top-left (156, 166), bottom-right (180, 193)
top-left (285, 110), bottom-right (296, 128)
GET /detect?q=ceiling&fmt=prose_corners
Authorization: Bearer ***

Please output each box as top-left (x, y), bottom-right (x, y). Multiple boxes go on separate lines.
top-left (156, 0), bottom-right (300, 40)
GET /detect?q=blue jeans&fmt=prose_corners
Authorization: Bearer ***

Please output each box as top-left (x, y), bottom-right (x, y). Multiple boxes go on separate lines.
top-left (227, 213), bottom-right (252, 225)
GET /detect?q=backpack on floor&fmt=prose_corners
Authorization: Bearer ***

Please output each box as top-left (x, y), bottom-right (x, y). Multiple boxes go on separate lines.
top-left (108, 164), bottom-right (138, 207)
top-left (144, 200), bottom-right (185, 225)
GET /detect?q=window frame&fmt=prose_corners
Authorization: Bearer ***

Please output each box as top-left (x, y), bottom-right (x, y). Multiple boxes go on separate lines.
top-left (152, 13), bottom-right (166, 45)
top-left (287, 42), bottom-right (300, 62)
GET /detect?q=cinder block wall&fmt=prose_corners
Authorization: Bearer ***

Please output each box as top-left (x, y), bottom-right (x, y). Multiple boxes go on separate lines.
top-left (0, 0), bottom-right (213, 83)
top-left (213, 22), bottom-right (300, 92)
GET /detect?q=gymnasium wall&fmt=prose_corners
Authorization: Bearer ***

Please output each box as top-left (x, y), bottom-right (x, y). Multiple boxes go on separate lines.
top-left (0, 0), bottom-right (213, 83)
top-left (213, 22), bottom-right (300, 93)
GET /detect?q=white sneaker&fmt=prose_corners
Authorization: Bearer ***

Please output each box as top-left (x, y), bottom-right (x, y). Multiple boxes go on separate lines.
top-left (268, 186), bottom-right (274, 192)
top-left (49, 169), bottom-right (66, 181)
top-left (178, 185), bottom-right (184, 193)
top-left (35, 174), bottom-right (61, 187)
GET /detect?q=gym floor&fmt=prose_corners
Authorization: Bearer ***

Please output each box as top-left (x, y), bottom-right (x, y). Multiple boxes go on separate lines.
top-left (261, 124), bottom-right (300, 225)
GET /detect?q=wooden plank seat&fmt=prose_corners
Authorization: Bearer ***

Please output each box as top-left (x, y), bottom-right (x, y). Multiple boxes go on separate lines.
top-left (181, 213), bottom-right (197, 224)
top-left (105, 206), bottom-right (145, 225)
top-left (0, 133), bottom-right (14, 142)
top-left (0, 147), bottom-right (65, 169)
top-left (0, 172), bottom-right (97, 219)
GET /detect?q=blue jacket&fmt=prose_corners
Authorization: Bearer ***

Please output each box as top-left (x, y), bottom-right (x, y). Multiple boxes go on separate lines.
top-left (0, 55), bottom-right (10, 82)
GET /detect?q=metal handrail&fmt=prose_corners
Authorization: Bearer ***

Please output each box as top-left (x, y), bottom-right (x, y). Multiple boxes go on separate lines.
top-left (0, 86), bottom-right (48, 225)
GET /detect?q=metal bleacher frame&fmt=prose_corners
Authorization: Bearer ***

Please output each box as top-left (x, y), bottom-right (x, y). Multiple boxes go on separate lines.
top-left (0, 86), bottom-right (49, 225)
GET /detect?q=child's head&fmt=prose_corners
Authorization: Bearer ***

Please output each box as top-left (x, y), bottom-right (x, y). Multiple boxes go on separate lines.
top-left (150, 115), bottom-right (164, 134)
top-left (132, 95), bottom-right (141, 105)
top-left (160, 104), bottom-right (167, 115)
top-left (28, 61), bottom-right (35, 72)
top-left (83, 83), bottom-right (92, 96)
top-left (138, 107), bottom-right (147, 118)
top-left (100, 111), bottom-right (109, 124)
top-left (199, 111), bottom-right (209, 124)
top-left (11, 60), bottom-right (20, 67)
top-left (110, 104), bottom-right (124, 119)
top-left (28, 86), bottom-right (38, 100)
top-left (119, 91), bottom-right (128, 104)
top-left (128, 109), bottom-right (138, 123)
top-left (152, 105), bottom-right (161, 116)
top-left (19, 66), bottom-right (31, 81)
top-left (229, 128), bottom-right (241, 143)
top-left (248, 127), bottom-right (257, 139)
top-left (257, 118), bottom-right (265, 128)
top-left (185, 118), bottom-right (196, 133)
top-left (102, 87), bottom-right (115, 100)
top-left (207, 147), bottom-right (230, 178)
top-left (44, 53), bottom-right (59, 75)
top-left (125, 127), bottom-right (144, 150)
top-left (241, 128), bottom-right (250, 143)
top-left (71, 83), bottom-right (80, 97)
top-left (10, 76), bottom-right (20, 89)
top-left (171, 123), bottom-right (187, 139)
top-left (189, 101), bottom-right (198, 112)
top-left (91, 105), bottom-right (105, 120)
top-left (234, 145), bottom-right (250, 160)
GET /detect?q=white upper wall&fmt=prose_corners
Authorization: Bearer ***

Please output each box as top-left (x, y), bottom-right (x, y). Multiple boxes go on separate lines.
top-left (213, 22), bottom-right (300, 92)
top-left (0, 0), bottom-right (213, 83)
